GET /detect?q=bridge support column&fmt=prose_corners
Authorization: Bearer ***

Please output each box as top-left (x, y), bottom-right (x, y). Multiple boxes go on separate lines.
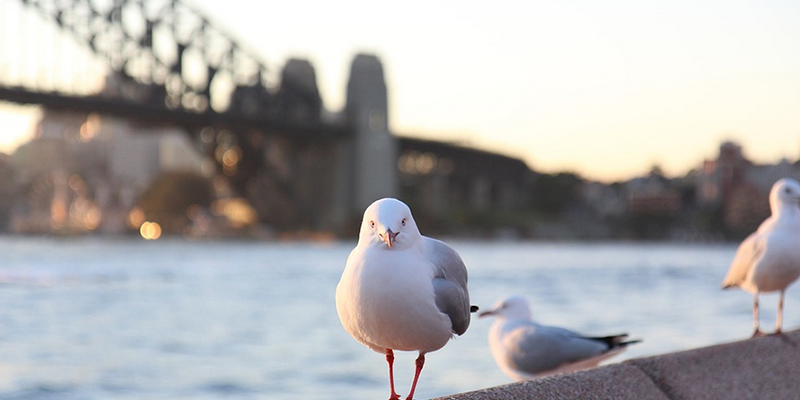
top-left (335, 54), bottom-right (398, 227)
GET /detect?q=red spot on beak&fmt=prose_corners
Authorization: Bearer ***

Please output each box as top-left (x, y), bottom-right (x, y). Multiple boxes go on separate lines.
top-left (381, 229), bottom-right (397, 248)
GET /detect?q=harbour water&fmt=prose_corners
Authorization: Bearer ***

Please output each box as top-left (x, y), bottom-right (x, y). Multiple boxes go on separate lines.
top-left (0, 236), bottom-right (797, 400)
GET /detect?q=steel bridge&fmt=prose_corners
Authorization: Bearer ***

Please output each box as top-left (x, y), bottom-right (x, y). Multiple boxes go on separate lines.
top-left (1, 0), bottom-right (343, 135)
top-left (0, 0), bottom-right (400, 233)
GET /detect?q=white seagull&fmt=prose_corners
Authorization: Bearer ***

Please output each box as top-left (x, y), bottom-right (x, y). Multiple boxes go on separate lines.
top-left (336, 198), bottom-right (474, 400)
top-left (479, 295), bottom-right (639, 381)
top-left (722, 177), bottom-right (800, 336)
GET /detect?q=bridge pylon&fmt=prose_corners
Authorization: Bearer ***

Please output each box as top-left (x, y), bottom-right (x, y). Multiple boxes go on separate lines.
top-left (330, 54), bottom-right (398, 229)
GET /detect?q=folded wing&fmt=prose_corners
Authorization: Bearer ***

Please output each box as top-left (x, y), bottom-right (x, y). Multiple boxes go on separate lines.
top-left (425, 237), bottom-right (471, 336)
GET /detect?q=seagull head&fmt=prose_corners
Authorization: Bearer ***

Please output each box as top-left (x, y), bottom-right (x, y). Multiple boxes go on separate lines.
top-left (770, 178), bottom-right (800, 212)
top-left (478, 295), bottom-right (532, 320)
top-left (359, 198), bottom-right (421, 250)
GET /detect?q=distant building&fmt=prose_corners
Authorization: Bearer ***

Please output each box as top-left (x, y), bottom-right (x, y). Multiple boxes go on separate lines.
top-left (694, 140), bottom-right (800, 206)
top-left (625, 170), bottom-right (681, 217)
top-left (695, 141), bottom-right (751, 207)
top-left (10, 108), bottom-right (207, 234)
top-left (746, 158), bottom-right (800, 194)
top-left (691, 140), bottom-right (800, 235)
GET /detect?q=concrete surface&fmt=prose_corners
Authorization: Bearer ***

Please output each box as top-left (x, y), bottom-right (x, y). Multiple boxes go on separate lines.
top-left (435, 329), bottom-right (800, 400)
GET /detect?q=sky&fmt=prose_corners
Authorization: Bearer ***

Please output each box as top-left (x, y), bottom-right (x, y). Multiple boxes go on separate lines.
top-left (2, 0), bottom-right (799, 182)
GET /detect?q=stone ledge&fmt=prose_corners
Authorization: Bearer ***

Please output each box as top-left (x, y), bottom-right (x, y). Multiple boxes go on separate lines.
top-left (435, 329), bottom-right (800, 400)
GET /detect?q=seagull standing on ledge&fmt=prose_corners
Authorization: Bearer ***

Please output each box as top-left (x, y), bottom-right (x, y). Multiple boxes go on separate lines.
top-left (480, 295), bottom-right (640, 381)
top-left (336, 198), bottom-right (474, 400)
top-left (722, 178), bottom-right (800, 336)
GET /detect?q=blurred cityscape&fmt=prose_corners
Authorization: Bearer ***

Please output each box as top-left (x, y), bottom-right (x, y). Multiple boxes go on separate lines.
top-left (1, 0), bottom-right (798, 242)
top-left (1, 113), bottom-right (798, 242)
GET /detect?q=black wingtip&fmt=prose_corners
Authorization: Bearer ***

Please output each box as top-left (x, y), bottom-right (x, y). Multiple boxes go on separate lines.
top-left (589, 334), bottom-right (640, 348)
top-left (619, 339), bottom-right (643, 348)
top-left (470, 305), bottom-right (479, 313)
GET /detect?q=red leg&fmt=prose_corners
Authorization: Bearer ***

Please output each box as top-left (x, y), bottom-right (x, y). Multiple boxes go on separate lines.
top-left (775, 290), bottom-right (785, 334)
top-left (385, 349), bottom-right (401, 400)
top-left (752, 293), bottom-right (764, 337)
top-left (405, 353), bottom-right (425, 400)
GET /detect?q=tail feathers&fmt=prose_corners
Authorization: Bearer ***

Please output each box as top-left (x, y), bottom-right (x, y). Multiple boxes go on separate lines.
top-left (617, 339), bottom-right (643, 348)
top-left (587, 334), bottom-right (642, 350)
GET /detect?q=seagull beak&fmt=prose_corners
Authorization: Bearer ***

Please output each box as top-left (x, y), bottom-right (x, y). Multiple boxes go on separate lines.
top-left (478, 309), bottom-right (495, 319)
top-left (380, 229), bottom-right (396, 248)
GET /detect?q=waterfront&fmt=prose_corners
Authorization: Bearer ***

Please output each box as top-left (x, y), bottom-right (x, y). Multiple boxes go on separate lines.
top-left (0, 236), bottom-right (796, 399)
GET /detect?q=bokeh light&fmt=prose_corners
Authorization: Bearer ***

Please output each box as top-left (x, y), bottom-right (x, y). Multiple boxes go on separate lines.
top-left (139, 221), bottom-right (162, 240)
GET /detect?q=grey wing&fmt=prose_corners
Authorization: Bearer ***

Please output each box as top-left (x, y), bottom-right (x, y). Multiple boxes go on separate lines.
top-left (722, 232), bottom-right (765, 289)
top-left (424, 237), bottom-right (471, 336)
top-left (506, 324), bottom-right (610, 375)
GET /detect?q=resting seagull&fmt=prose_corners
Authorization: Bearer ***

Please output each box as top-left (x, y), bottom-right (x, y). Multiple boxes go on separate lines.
top-left (336, 198), bottom-right (474, 400)
top-left (479, 295), bottom-right (639, 381)
top-left (722, 178), bottom-right (800, 336)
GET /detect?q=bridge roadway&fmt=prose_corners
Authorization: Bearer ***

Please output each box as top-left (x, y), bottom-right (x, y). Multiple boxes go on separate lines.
top-left (0, 86), bottom-right (347, 141)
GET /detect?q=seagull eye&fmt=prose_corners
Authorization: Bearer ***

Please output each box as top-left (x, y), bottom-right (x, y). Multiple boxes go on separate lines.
top-left (785, 188), bottom-right (792, 194)
top-left (369, 220), bottom-right (375, 229)
top-left (401, 218), bottom-right (406, 226)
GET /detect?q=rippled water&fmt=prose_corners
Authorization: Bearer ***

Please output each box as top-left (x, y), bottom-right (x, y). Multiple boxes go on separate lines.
top-left (0, 236), bottom-right (797, 399)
